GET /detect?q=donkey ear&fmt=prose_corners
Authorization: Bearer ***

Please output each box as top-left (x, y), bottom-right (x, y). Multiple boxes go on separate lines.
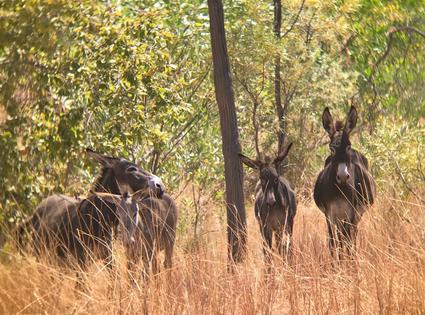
top-left (345, 106), bottom-right (357, 134)
top-left (86, 148), bottom-right (118, 168)
top-left (273, 142), bottom-right (293, 167)
top-left (322, 107), bottom-right (334, 135)
top-left (238, 153), bottom-right (260, 169)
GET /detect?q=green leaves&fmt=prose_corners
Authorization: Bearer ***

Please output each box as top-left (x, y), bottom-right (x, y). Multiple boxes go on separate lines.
top-left (0, 0), bottom-right (423, 229)
top-left (0, 0), bottom-right (218, 226)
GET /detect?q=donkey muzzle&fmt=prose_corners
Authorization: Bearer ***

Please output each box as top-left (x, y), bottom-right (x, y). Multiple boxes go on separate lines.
top-left (265, 190), bottom-right (276, 206)
top-left (336, 163), bottom-right (350, 184)
top-left (148, 175), bottom-right (165, 198)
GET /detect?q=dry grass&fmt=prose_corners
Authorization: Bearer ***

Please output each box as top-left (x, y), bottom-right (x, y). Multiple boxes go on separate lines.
top-left (1, 195), bottom-right (424, 314)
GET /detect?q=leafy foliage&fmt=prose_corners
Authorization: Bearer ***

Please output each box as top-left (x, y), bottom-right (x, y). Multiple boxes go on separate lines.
top-left (0, 0), bottom-right (218, 225)
top-left (0, 0), bottom-right (423, 229)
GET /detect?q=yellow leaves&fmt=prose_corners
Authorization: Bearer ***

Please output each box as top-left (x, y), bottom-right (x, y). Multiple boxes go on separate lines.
top-left (339, 0), bottom-right (360, 14)
top-left (305, 0), bottom-right (319, 7)
top-left (372, 3), bottom-right (407, 22)
top-left (384, 4), bottom-right (406, 22)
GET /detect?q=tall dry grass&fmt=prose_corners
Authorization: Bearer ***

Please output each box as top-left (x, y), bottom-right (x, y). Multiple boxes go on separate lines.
top-left (1, 194), bottom-right (424, 314)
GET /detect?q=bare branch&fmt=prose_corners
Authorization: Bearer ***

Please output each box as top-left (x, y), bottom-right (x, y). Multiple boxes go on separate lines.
top-left (340, 34), bottom-right (356, 54)
top-left (369, 26), bottom-right (425, 82)
top-left (394, 158), bottom-right (425, 204)
top-left (252, 96), bottom-right (261, 160)
top-left (186, 65), bottom-right (212, 104)
top-left (233, 70), bottom-right (263, 159)
top-left (282, 0), bottom-right (306, 39)
top-left (274, 0), bottom-right (284, 154)
top-left (340, 34), bottom-right (356, 65)
top-left (304, 9), bottom-right (316, 44)
top-left (160, 98), bottom-right (213, 164)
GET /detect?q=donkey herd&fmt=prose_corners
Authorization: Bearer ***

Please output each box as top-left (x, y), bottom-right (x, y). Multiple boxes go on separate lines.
top-left (15, 106), bottom-right (375, 287)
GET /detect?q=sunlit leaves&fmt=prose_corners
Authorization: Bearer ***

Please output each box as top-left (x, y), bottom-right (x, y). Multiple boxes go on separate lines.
top-left (0, 0), bottom-right (217, 224)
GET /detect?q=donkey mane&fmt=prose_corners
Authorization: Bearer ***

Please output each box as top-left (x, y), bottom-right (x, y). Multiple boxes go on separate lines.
top-left (92, 167), bottom-right (120, 193)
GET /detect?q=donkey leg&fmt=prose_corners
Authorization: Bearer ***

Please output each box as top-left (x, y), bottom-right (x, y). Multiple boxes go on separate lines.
top-left (260, 224), bottom-right (273, 267)
top-left (126, 245), bottom-right (141, 286)
top-left (326, 218), bottom-right (337, 259)
top-left (151, 248), bottom-right (159, 275)
top-left (275, 229), bottom-right (283, 256)
top-left (164, 241), bottom-right (174, 270)
top-left (275, 229), bottom-right (291, 264)
top-left (283, 232), bottom-right (293, 264)
top-left (351, 210), bottom-right (363, 253)
top-left (141, 243), bottom-right (152, 281)
top-left (283, 214), bottom-right (295, 263)
top-left (75, 257), bottom-right (88, 293)
top-left (101, 245), bottom-right (116, 283)
top-left (339, 221), bottom-right (352, 258)
top-left (127, 259), bottom-right (137, 287)
top-left (346, 215), bottom-right (360, 258)
top-left (335, 221), bottom-right (347, 261)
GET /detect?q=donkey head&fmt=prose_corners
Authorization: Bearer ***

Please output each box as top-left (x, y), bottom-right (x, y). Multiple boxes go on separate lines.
top-left (92, 191), bottom-right (139, 247)
top-left (322, 106), bottom-right (357, 186)
top-left (239, 143), bottom-right (293, 207)
top-left (87, 148), bottom-right (164, 198)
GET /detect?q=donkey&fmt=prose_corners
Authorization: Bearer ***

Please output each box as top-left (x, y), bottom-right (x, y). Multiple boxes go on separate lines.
top-left (125, 193), bottom-right (178, 282)
top-left (239, 143), bottom-right (297, 264)
top-left (314, 106), bottom-right (375, 259)
top-left (91, 191), bottom-right (141, 248)
top-left (16, 148), bottom-right (165, 285)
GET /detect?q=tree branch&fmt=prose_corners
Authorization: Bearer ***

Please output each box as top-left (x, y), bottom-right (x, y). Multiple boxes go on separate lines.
top-left (281, 0), bottom-right (306, 39)
top-left (394, 158), bottom-right (425, 204)
top-left (369, 26), bottom-right (425, 82)
top-left (233, 70), bottom-right (263, 159)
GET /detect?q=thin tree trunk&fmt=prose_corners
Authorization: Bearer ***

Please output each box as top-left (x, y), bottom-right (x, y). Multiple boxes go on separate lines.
top-left (207, 0), bottom-right (247, 264)
top-left (274, 0), bottom-right (285, 156)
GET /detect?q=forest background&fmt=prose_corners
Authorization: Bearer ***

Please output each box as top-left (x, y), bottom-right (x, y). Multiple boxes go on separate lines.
top-left (0, 0), bottom-right (424, 243)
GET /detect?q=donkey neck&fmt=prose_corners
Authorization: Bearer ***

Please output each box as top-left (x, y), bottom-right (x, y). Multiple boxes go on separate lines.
top-left (275, 180), bottom-right (287, 208)
top-left (93, 168), bottom-right (120, 193)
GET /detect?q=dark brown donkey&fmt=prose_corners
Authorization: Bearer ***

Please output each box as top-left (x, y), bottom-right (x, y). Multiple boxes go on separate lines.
top-left (314, 106), bottom-right (375, 259)
top-left (239, 143), bottom-right (297, 264)
top-left (17, 149), bottom-right (165, 285)
top-left (125, 193), bottom-right (178, 281)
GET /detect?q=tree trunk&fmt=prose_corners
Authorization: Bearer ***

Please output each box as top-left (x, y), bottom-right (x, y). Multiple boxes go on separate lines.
top-left (274, 0), bottom-right (285, 155)
top-left (207, 0), bottom-right (247, 264)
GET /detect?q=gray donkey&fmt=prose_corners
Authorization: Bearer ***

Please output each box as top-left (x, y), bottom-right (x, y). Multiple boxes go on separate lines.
top-left (16, 149), bottom-right (164, 287)
top-left (125, 193), bottom-right (178, 282)
top-left (239, 143), bottom-right (297, 264)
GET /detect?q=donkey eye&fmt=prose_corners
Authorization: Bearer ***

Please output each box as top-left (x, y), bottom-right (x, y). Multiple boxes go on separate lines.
top-left (346, 145), bottom-right (351, 153)
top-left (126, 166), bottom-right (138, 172)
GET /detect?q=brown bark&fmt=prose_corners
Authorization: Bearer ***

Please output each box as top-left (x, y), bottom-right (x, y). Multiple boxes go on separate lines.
top-left (274, 0), bottom-right (287, 179)
top-left (275, 0), bottom-right (305, 158)
top-left (274, 0), bottom-right (285, 155)
top-left (207, 0), bottom-right (247, 264)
